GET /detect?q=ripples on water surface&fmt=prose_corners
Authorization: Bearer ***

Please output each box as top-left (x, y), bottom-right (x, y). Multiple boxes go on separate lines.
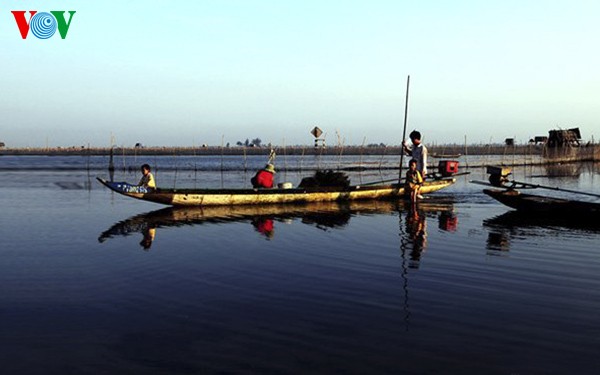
top-left (1, 156), bottom-right (600, 374)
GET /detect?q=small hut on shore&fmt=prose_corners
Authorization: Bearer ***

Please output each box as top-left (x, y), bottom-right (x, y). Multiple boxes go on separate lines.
top-left (546, 128), bottom-right (581, 148)
top-left (543, 127), bottom-right (597, 161)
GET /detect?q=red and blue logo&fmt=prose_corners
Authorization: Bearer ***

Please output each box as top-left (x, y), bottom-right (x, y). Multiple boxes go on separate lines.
top-left (12, 11), bottom-right (76, 39)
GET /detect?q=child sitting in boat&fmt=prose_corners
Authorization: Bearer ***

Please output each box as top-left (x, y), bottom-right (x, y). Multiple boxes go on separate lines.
top-left (138, 164), bottom-right (156, 191)
top-left (251, 164), bottom-right (276, 188)
top-left (405, 159), bottom-right (423, 203)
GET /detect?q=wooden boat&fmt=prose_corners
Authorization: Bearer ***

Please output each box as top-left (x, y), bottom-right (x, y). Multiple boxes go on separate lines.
top-left (483, 189), bottom-right (600, 217)
top-left (97, 177), bottom-right (455, 207)
top-left (430, 153), bottom-right (461, 159)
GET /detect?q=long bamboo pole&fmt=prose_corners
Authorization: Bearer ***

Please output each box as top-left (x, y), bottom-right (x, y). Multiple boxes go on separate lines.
top-left (398, 75), bottom-right (410, 183)
top-left (510, 180), bottom-right (600, 199)
top-left (471, 179), bottom-right (600, 199)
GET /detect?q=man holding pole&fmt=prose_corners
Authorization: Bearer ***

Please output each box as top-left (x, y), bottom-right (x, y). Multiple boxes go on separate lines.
top-left (403, 130), bottom-right (428, 179)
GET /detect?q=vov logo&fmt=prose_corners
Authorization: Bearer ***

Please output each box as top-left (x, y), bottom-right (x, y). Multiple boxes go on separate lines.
top-left (12, 11), bottom-right (76, 39)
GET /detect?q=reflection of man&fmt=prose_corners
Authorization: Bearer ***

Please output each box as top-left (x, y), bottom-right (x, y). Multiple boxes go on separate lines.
top-left (405, 208), bottom-right (427, 265)
top-left (140, 226), bottom-right (156, 250)
top-left (252, 217), bottom-right (274, 239)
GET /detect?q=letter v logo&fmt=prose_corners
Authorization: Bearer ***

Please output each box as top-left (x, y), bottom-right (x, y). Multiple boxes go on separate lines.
top-left (11, 11), bottom-right (37, 39)
top-left (50, 11), bottom-right (76, 39)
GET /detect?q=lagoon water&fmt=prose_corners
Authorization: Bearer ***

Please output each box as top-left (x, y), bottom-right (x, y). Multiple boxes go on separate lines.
top-left (1, 154), bottom-right (600, 374)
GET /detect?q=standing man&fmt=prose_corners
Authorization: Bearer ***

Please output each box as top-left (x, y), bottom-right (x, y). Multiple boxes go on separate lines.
top-left (402, 130), bottom-right (428, 178)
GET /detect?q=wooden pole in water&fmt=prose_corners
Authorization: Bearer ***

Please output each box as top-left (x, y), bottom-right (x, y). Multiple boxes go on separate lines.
top-left (220, 135), bottom-right (225, 172)
top-left (359, 136), bottom-right (366, 184)
top-left (398, 75), bottom-right (410, 183)
top-left (464, 135), bottom-right (469, 169)
top-left (108, 147), bottom-right (115, 171)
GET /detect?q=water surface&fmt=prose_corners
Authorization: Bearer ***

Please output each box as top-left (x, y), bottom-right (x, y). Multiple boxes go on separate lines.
top-left (1, 156), bottom-right (600, 374)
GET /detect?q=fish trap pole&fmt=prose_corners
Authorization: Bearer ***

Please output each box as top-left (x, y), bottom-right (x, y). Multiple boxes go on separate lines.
top-left (398, 75), bottom-right (410, 184)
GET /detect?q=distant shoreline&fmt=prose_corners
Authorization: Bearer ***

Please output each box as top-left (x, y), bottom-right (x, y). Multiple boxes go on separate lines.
top-left (0, 144), bottom-right (548, 156)
top-left (2, 145), bottom-right (599, 166)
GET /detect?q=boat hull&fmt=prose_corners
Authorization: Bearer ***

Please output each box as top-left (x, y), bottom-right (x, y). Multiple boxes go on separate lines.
top-left (484, 189), bottom-right (600, 217)
top-left (97, 178), bottom-right (455, 206)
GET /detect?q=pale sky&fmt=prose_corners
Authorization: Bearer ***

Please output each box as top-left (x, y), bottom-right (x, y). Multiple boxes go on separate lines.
top-left (2, 0), bottom-right (599, 147)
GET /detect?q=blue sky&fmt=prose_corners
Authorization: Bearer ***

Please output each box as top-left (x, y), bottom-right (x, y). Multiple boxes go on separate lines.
top-left (2, 0), bottom-right (599, 147)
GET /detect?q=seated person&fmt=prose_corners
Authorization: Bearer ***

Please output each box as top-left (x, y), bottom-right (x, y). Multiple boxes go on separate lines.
top-left (405, 159), bottom-right (423, 202)
top-left (138, 164), bottom-right (156, 191)
top-left (251, 163), bottom-right (276, 188)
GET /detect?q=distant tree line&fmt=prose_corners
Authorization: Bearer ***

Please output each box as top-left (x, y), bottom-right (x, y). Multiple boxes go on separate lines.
top-left (236, 138), bottom-right (262, 147)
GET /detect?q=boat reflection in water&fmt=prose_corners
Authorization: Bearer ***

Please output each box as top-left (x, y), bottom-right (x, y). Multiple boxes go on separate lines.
top-left (483, 210), bottom-right (600, 253)
top-left (99, 199), bottom-right (457, 251)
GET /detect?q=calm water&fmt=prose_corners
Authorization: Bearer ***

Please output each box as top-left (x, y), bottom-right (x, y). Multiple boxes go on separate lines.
top-left (1, 155), bottom-right (600, 374)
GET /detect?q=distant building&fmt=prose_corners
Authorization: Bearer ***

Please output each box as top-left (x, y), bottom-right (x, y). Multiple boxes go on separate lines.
top-left (547, 128), bottom-right (581, 148)
top-left (505, 138), bottom-right (514, 146)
